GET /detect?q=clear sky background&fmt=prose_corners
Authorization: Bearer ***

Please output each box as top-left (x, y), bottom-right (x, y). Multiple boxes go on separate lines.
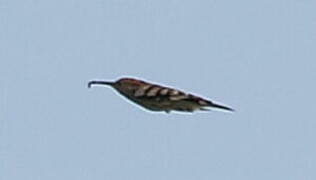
top-left (1, 0), bottom-right (316, 179)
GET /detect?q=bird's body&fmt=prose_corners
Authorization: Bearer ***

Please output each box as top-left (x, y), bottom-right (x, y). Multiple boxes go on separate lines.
top-left (88, 77), bottom-right (234, 113)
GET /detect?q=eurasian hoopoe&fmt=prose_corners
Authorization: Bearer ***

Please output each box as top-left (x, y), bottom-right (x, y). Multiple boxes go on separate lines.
top-left (88, 77), bottom-right (234, 113)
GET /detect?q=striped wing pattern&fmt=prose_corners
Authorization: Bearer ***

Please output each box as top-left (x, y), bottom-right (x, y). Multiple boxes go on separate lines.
top-left (130, 83), bottom-right (216, 113)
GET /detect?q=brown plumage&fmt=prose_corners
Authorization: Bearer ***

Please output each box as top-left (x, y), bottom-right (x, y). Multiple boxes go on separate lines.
top-left (88, 77), bottom-right (234, 113)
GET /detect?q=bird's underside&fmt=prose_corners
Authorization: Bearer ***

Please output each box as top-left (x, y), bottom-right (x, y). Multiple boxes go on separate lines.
top-left (88, 77), bottom-right (234, 113)
top-left (125, 93), bottom-right (202, 113)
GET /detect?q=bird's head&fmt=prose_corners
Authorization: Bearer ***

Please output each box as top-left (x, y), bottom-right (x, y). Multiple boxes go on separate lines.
top-left (88, 77), bottom-right (145, 95)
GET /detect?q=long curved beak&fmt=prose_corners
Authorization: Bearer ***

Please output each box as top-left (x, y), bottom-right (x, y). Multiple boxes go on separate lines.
top-left (88, 80), bottom-right (115, 88)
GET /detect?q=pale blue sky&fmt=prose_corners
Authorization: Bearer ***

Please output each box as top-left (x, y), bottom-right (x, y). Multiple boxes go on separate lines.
top-left (1, 0), bottom-right (316, 179)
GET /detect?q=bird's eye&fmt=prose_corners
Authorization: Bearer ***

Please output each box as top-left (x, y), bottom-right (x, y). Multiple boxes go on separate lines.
top-left (116, 81), bottom-right (122, 86)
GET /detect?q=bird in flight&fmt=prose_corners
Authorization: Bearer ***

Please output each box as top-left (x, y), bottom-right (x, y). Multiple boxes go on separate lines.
top-left (88, 77), bottom-right (234, 113)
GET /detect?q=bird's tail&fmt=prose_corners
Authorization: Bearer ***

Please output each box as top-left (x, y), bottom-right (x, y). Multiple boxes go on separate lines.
top-left (208, 101), bottom-right (234, 112)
